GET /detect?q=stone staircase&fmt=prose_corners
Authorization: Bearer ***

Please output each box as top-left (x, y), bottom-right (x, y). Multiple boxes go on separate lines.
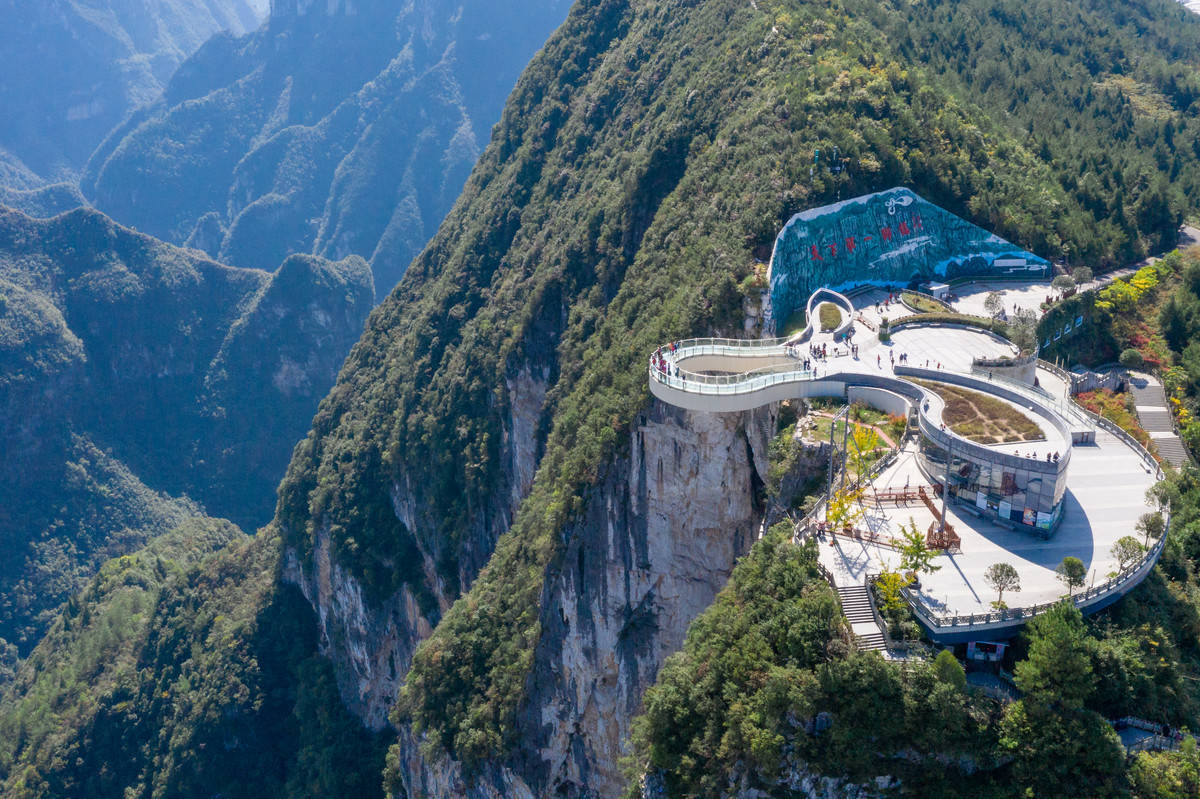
top-left (837, 585), bottom-right (886, 651)
top-left (1130, 374), bottom-right (1190, 468)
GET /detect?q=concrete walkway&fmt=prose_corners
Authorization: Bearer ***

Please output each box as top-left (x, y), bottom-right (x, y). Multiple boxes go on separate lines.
top-left (1128, 371), bottom-right (1189, 468)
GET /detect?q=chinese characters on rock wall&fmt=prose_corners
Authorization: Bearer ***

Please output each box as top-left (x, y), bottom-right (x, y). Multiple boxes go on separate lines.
top-left (768, 188), bottom-right (1050, 327)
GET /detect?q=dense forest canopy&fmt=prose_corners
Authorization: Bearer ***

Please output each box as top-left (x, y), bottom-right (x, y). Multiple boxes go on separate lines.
top-left (3, 0), bottom-right (1200, 797)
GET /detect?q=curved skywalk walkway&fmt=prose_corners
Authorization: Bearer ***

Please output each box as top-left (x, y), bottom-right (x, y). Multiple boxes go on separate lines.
top-left (650, 311), bottom-right (1165, 643)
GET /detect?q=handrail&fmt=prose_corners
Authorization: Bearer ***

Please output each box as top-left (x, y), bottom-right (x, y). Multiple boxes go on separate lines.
top-left (1068, 397), bottom-right (1162, 478)
top-left (900, 507), bottom-right (1170, 630)
top-left (1037, 358), bottom-right (1074, 388)
top-left (652, 359), bottom-right (1075, 477)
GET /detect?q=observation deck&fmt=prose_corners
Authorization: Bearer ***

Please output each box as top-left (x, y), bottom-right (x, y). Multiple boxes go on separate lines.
top-left (649, 289), bottom-right (1165, 644)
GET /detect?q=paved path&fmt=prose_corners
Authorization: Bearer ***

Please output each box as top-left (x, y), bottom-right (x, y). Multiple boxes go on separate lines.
top-left (1128, 371), bottom-right (1189, 468)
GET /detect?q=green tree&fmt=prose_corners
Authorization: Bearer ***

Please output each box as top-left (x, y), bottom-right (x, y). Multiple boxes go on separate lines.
top-left (1121, 348), bottom-right (1146, 370)
top-left (1014, 602), bottom-right (1095, 709)
top-left (1052, 274), bottom-right (1076, 292)
top-left (983, 291), bottom-right (1005, 318)
top-left (1130, 736), bottom-right (1200, 799)
top-left (983, 562), bottom-right (1020, 609)
top-left (1110, 535), bottom-right (1147, 575)
top-left (933, 649), bottom-right (966, 690)
top-left (897, 518), bottom-right (941, 576)
top-left (1137, 511), bottom-right (1166, 546)
top-left (999, 699), bottom-right (1125, 799)
top-left (1072, 266), bottom-right (1094, 285)
top-left (1003, 603), bottom-right (1123, 797)
top-left (1056, 556), bottom-right (1087, 596)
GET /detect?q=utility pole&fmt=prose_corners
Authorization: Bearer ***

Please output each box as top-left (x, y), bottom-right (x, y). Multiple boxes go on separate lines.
top-left (940, 439), bottom-right (951, 532)
top-left (839, 406), bottom-right (850, 494)
top-left (826, 409), bottom-right (836, 524)
top-left (825, 404), bottom-right (850, 523)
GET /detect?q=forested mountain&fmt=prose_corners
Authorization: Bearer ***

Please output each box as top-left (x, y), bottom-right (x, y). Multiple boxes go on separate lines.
top-left (0, 205), bottom-right (371, 662)
top-left (3, 0), bottom-right (1200, 797)
top-left (0, 0), bottom-right (265, 187)
top-left (82, 0), bottom-right (572, 292)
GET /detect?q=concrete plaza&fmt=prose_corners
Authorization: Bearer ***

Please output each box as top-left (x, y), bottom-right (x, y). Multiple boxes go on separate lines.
top-left (818, 418), bottom-right (1158, 616)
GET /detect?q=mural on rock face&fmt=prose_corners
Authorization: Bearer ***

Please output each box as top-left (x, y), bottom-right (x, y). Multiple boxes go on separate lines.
top-left (767, 187), bottom-right (1050, 327)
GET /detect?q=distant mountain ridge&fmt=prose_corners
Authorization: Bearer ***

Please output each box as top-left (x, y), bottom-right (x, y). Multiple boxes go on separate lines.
top-left (0, 204), bottom-right (372, 655)
top-left (83, 0), bottom-right (572, 292)
top-left (0, 0), bottom-right (265, 186)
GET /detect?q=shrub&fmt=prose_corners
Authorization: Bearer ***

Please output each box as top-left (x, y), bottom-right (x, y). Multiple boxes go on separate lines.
top-left (1120, 348), bottom-right (1145, 369)
top-left (1052, 274), bottom-right (1076, 292)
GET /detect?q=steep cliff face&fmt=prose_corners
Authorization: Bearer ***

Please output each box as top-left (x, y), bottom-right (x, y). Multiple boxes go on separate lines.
top-left (282, 356), bottom-right (555, 729)
top-left (389, 402), bottom-right (774, 798)
top-left (83, 0), bottom-right (572, 291)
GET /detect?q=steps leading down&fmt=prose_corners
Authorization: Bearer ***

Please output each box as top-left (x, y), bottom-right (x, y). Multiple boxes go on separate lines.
top-left (837, 585), bottom-right (887, 651)
top-left (1129, 372), bottom-right (1190, 469)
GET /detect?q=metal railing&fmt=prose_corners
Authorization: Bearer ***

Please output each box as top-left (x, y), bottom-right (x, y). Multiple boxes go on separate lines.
top-left (653, 357), bottom-right (1076, 478)
top-left (1066, 398), bottom-right (1163, 478)
top-left (650, 363), bottom-right (816, 394)
top-left (900, 508), bottom-right (1169, 630)
top-left (987, 370), bottom-right (1096, 432)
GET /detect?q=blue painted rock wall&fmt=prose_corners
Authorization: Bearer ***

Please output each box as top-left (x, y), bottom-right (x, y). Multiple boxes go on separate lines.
top-left (768, 187), bottom-right (1049, 325)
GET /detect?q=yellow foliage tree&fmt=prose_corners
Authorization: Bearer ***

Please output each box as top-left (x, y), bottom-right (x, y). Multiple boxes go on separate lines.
top-left (826, 485), bottom-right (864, 529)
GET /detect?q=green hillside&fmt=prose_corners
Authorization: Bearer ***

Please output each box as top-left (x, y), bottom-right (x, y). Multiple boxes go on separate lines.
top-left (0, 206), bottom-right (372, 657)
top-left (0, 0), bottom-right (263, 185)
top-left (0, 525), bottom-right (387, 799)
top-left (4, 0), bottom-right (1200, 796)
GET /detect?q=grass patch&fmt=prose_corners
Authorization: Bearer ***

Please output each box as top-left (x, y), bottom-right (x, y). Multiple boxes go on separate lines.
top-left (819, 302), bottom-right (843, 331)
top-left (781, 308), bottom-right (807, 337)
top-left (914, 380), bottom-right (1044, 444)
top-left (891, 311), bottom-right (1008, 337)
top-left (901, 291), bottom-right (951, 314)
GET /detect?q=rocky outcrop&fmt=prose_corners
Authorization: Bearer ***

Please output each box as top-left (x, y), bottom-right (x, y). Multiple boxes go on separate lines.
top-left (389, 400), bottom-right (776, 798)
top-left (283, 356), bottom-right (553, 729)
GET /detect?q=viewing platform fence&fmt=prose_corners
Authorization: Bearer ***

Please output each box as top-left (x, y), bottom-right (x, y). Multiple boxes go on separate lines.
top-left (899, 508), bottom-right (1169, 636)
